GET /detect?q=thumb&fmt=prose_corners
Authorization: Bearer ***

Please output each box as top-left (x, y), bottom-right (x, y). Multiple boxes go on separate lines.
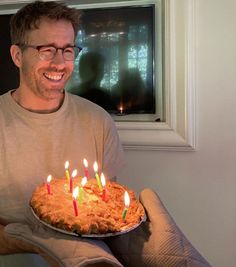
top-left (5, 223), bottom-right (62, 267)
top-left (5, 223), bottom-right (32, 237)
top-left (139, 188), bottom-right (176, 230)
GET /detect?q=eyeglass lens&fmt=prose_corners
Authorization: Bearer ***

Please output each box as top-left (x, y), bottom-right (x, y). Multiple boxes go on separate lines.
top-left (38, 46), bottom-right (80, 61)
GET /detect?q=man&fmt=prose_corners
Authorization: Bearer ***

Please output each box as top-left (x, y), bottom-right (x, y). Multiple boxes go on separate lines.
top-left (0, 2), bottom-right (212, 267)
top-left (0, 1), bottom-right (124, 266)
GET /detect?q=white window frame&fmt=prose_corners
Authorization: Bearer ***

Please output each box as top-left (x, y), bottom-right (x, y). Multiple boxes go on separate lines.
top-left (115, 0), bottom-right (196, 151)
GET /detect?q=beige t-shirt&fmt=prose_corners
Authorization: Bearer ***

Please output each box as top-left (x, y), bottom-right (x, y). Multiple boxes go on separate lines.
top-left (0, 90), bottom-right (125, 222)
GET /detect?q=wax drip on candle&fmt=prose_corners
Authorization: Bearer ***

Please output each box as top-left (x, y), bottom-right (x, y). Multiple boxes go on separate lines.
top-left (122, 191), bottom-right (130, 220)
top-left (93, 161), bottom-right (102, 191)
top-left (83, 158), bottom-right (89, 179)
top-left (72, 187), bottom-right (79, 216)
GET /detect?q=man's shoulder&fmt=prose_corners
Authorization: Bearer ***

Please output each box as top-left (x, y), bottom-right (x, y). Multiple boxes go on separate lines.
top-left (67, 92), bottom-right (111, 118)
top-left (0, 91), bottom-right (11, 110)
top-left (0, 90), bottom-right (10, 100)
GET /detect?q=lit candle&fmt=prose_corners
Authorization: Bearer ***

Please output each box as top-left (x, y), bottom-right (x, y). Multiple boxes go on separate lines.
top-left (70, 169), bottom-right (77, 193)
top-left (65, 161), bottom-right (70, 182)
top-left (122, 191), bottom-right (130, 220)
top-left (46, 175), bottom-right (52, 195)
top-left (78, 177), bottom-right (87, 205)
top-left (101, 173), bottom-right (108, 201)
top-left (93, 161), bottom-right (102, 191)
top-left (72, 187), bottom-right (79, 216)
top-left (119, 104), bottom-right (123, 114)
top-left (83, 158), bottom-right (89, 179)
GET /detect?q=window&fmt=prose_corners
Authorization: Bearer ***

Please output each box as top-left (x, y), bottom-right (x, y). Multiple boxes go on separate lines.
top-left (66, 2), bottom-right (163, 122)
top-left (0, 14), bottom-right (19, 94)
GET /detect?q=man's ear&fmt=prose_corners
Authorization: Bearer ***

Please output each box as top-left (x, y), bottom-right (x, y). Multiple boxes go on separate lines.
top-left (10, 44), bottom-right (22, 68)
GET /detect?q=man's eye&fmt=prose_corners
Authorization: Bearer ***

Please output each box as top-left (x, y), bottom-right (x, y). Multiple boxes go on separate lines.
top-left (64, 48), bottom-right (74, 54)
top-left (40, 47), bottom-right (55, 53)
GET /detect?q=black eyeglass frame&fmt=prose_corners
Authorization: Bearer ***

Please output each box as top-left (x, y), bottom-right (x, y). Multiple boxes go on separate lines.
top-left (15, 43), bottom-right (83, 61)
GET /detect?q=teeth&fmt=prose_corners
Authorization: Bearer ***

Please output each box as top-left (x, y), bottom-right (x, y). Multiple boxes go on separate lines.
top-left (44, 73), bottom-right (63, 81)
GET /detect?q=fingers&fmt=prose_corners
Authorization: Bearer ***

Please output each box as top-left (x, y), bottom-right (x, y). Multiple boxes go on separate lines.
top-left (36, 247), bottom-right (62, 267)
top-left (1, 224), bottom-right (37, 255)
top-left (139, 188), bottom-right (174, 228)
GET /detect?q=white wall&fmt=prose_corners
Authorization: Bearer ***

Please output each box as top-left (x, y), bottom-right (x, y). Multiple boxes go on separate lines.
top-left (119, 1), bottom-right (236, 267)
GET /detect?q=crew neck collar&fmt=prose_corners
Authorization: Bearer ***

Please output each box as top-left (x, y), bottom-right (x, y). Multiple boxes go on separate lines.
top-left (6, 89), bottom-right (69, 121)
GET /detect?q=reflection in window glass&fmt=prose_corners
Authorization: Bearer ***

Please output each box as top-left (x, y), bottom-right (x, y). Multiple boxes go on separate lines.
top-left (66, 5), bottom-right (155, 115)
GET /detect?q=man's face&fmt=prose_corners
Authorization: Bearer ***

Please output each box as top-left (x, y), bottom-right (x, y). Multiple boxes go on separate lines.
top-left (19, 18), bottom-right (75, 101)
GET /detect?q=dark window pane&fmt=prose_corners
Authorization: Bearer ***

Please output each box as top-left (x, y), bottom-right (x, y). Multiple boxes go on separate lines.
top-left (67, 5), bottom-right (155, 114)
top-left (0, 15), bottom-right (19, 94)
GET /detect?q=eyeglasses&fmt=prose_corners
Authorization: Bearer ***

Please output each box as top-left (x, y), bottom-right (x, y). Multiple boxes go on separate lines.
top-left (16, 44), bottom-right (82, 61)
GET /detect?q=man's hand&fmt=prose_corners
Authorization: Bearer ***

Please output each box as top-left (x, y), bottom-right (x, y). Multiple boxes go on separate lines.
top-left (106, 188), bottom-right (212, 267)
top-left (4, 214), bottom-right (123, 267)
top-left (0, 223), bottom-right (35, 255)
top-left (0, 223), bottom-right (61, 266)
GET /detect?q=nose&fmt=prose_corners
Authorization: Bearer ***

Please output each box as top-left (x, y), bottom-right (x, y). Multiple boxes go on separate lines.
top-left (50, 49), bottom-right (66, 66)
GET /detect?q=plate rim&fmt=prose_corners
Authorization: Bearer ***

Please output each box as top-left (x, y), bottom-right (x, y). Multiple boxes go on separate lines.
top-left (30, 207), bottom-right (146, 238)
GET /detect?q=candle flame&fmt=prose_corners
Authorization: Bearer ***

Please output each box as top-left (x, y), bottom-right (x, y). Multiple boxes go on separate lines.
top-left (124, 191), bottom-right (130, 207)
top-left (73, 186), bottom-right (79, 199)
top-left (71, 169), bottom-right (77, 178)
top-left (119, 105), bottom-right (123, 113)
top-left (65, 161), bottom-right (69, 169)
top-left (81, 177), bottom-right (87, 186)
top-left (93, 161), bottom-right (98, 172)
top-left (47, 175), bottom-right (52, 183)
top-left (83, 158), bottom-right (88, 168)
top-left (101, 173), bottom-right (106, 187)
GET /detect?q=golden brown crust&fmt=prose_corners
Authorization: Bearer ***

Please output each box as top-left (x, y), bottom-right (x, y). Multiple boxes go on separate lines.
top-left (30, 178), bottom-right (145, 235)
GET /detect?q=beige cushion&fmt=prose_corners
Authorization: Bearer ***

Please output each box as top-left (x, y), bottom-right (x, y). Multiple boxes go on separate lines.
top-left (106, 188), bottom-right (212, 267)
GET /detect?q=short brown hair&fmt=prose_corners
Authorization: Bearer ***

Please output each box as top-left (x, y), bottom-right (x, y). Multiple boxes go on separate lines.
top-left (10, 0), bottom-right (82, 44)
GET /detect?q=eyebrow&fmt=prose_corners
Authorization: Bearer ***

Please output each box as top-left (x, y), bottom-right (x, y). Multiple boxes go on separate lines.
top-left (39, 43), bottom-right (75, 48)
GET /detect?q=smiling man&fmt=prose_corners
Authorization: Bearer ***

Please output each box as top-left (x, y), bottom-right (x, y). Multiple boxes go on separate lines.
top-left (10, 14), bottom-right (78, 112)
top-left (0, 1), bottom-right (124, 267)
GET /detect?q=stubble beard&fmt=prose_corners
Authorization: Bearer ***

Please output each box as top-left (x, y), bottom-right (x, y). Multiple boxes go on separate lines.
top-left (22, 66), bottom-right (66, 101)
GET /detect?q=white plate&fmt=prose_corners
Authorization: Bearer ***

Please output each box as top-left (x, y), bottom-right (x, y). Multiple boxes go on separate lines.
top-left (31, 207), bottom-right (146, 238)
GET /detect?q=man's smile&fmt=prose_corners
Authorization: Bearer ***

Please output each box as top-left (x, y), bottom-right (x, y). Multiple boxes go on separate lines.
top-left (44, 72), bottom-right (64, 81)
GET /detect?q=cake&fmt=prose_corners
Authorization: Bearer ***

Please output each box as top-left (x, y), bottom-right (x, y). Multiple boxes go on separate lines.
top-left (30, 177), bottom-right (145, 235)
